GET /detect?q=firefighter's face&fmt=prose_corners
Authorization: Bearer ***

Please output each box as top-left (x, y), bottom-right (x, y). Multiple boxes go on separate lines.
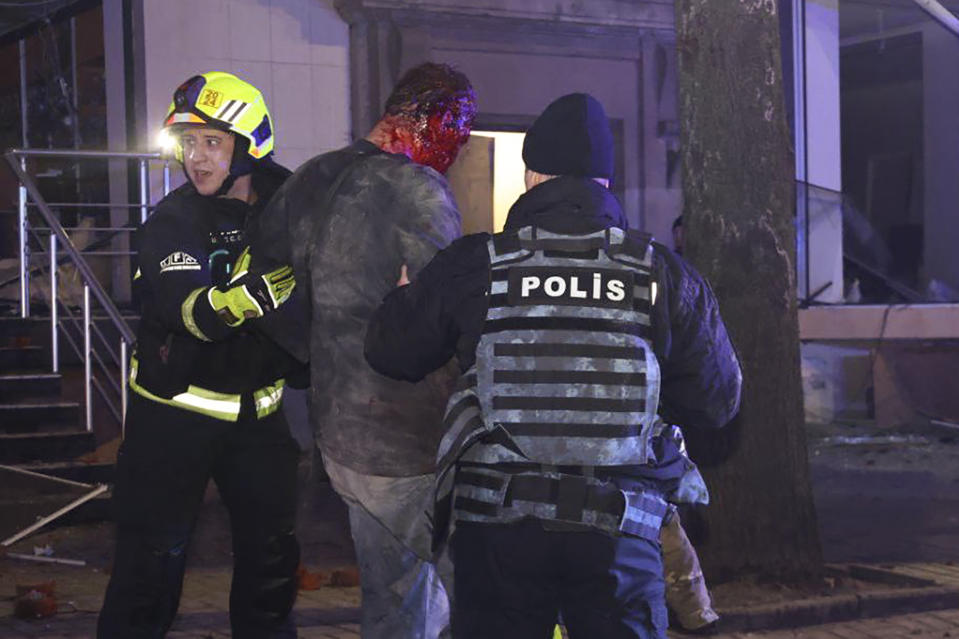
top-left (179, 127), bottom-right (234, 195)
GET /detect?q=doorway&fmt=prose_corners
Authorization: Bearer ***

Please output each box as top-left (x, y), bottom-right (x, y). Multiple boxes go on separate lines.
top-left (447, 130), bottom-right (526, 235)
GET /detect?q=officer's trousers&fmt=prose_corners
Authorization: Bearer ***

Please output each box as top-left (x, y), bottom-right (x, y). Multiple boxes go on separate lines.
top-left (451, 519), bottom-right (667, 639)
top-left (97, 392), bottom-right (301, 639)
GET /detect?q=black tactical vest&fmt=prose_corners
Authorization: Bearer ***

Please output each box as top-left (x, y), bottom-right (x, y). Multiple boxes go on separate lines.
top-left (434, 226), bottom-right (670, 545)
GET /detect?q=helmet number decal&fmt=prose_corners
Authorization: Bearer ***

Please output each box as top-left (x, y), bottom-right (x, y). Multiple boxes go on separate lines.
top-left (198, 89), bottom-right (224, 109)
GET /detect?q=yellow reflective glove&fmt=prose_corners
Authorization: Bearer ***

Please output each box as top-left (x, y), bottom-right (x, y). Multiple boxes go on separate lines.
top-left (208, 247), bottom-right (295, 326)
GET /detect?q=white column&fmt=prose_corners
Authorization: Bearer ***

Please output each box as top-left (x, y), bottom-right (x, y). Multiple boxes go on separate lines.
top-left (796, 0), bottom-right (844, 304)
top-left (922, 23), bottom-right (959, 295)
top-left (103, 0), bottom-right (132, 303)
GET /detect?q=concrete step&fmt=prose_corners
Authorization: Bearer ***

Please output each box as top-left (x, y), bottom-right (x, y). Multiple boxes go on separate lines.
top-left (0, 430), bottom-right (96, 464)
top-left (0, 345), bottom-right (46, 370)
top-left (0, 487), bottom-right (112, 538)
top-left (0, 314), bottom-right (140, 369)
top-left (60, 488), bottom-right (113, 525)
top-left (0, 401), bottom-right (80, 431)
top-left (0, 372), bottom-right (62, 400)
top-left (0, 316), bottom-right (48, 344)
top-left (21, 460), bottom-right (114, 485)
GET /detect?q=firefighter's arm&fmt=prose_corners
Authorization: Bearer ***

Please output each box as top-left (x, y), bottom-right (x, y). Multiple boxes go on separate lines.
top-left (137, 215), bottom-right (294, 343)
top-left (135, 213), bottom-right (216, 336)
top-left (183, 247), bottom-right (296, 342)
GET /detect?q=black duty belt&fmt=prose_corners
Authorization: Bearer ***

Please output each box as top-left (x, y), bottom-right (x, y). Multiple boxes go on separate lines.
top-left (454, 463), bottom-right (669, 541)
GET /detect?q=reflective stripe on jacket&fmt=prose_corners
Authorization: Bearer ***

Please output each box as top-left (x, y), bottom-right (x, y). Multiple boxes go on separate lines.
top-left (129, 354), bottom-right (284, 422)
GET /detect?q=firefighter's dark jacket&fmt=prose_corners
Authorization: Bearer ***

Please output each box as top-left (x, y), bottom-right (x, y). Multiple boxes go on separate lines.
top-left (365, 176), bottom-right (742, 433)
top-left (132, 163), bottom-right (305, 404)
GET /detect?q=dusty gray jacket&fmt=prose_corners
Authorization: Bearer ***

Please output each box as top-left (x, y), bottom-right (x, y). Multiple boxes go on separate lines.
top-left (248, 140), bottom-right (461, 476)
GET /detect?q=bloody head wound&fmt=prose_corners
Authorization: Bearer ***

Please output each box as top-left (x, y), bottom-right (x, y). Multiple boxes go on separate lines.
top-left (384, 63), bottom-right (477, 174)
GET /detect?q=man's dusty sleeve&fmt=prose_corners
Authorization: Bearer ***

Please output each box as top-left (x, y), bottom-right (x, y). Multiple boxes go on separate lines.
top-left (247, 181), bottom-right (294, 267)
top-left (244, 178), bottom-right (312, 363)
top-left (394, 165), bottom-right (462, 277)
top-left (365, 234), bottom-right (489, 381)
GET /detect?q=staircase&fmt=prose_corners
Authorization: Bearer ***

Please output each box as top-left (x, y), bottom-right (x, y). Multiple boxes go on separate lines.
top-left (0, 313), bottom-right (114, 525)
top-left (1, 147), bottom-right (161, 534)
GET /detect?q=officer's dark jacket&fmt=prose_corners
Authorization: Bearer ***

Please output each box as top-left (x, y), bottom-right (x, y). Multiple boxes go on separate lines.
top-left (365, 176), bottom-right (742, 434)
top-left (246, 140), bottom-right (461, 476)
top-left (133, 163), bottom-right (303, 407)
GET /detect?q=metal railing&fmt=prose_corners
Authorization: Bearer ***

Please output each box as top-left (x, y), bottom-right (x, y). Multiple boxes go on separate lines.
top-left (5, 148), bottom-right (172, 433)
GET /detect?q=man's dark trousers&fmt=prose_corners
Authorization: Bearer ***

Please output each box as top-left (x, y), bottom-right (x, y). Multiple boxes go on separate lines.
top-left (97, 392), bottom-right (300, 638)
top-left (451, 519), bottom-right (668, 639)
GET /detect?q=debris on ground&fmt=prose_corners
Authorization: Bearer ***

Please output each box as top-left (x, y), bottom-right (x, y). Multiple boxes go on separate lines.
top-left (817, 434), bottom-right (930, 446)
top-left (709, 566), bottom-right (915, 609)
top-left (6, 551), bottom-right (87, 566)
top-left (330, 566), bottom-right (360, 587)
top-left (296, 564), bottom-right (329, 590)
top-left (13, 581), bottom-right (58, 619)
top-left (76, 437), bottom-right (121, 465)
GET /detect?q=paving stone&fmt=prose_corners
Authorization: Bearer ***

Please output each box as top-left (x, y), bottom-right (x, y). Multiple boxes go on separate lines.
top-left (4, 559), bottom-right (959, 639)
top-left (707, 608), bottom-right (959, 639)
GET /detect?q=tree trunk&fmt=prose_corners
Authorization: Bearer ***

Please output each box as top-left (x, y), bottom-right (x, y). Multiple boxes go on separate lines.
top-left (673, 0), bottom-right (823, 578)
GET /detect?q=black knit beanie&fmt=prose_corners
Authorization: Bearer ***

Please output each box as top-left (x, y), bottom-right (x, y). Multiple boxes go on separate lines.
top-left (522, 93), bottom-right (614, 180)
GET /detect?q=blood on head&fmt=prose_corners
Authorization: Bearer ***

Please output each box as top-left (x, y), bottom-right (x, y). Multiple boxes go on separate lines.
top-left (406, 95), bottom-right (476, 174)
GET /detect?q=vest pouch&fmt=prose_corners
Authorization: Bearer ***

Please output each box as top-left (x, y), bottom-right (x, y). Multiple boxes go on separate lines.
top-left (452, 467), bottom-right (510, 522)
top-left (671, 463), bottom-right (710, 505)
top-left (618, 488), bottom-right (669, 542)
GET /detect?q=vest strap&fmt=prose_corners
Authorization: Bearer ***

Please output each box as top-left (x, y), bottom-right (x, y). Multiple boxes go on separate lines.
top-left (506, 473), bottom-right (619, 521)
top-left (492, 231), bottom-right (522, 256)
top-left (619, 230), bottom-right (654, 259)
top-left (520, 236), bottom-right (609, 253)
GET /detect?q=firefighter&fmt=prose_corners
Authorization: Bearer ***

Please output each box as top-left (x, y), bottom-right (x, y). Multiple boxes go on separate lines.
top-left (364, 93), bottom-right (742, 639)
top-left (98, 71), bottom-right (303, 639)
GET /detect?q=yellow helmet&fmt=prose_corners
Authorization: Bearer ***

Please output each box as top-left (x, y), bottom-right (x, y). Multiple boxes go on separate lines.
top-left (163, 71), bottom-right (274, 162)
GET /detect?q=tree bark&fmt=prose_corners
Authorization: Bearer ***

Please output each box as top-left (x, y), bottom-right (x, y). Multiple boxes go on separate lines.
top-left (673, 0), bottom-right (823, 578)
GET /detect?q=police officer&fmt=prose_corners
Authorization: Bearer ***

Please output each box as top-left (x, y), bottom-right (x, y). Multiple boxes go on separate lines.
top-left (364, 93), bottom-right (742, 639)
top-left (98, 72), bottom-right (303, 639)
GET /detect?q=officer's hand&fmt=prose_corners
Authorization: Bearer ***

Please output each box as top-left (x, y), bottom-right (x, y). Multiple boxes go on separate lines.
top-left (397, 264), bottom-right (410, 287)
top-left (208, 247), bottom-right (296, 326)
